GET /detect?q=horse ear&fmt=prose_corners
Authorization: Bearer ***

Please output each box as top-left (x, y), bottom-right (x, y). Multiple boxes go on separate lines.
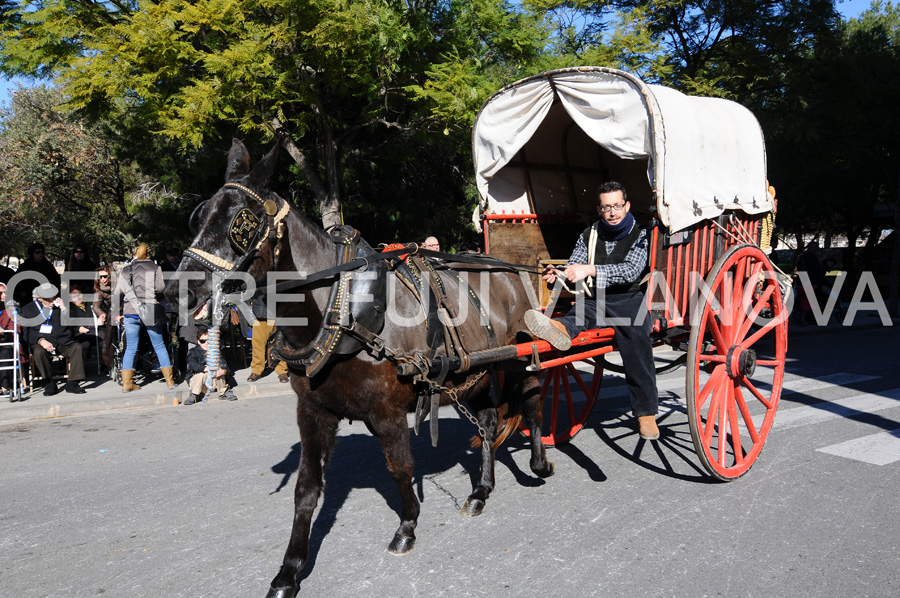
top-left (225, 138), bottom-right (251, 181)
top-left (248, 140), bottom-right (281, 189)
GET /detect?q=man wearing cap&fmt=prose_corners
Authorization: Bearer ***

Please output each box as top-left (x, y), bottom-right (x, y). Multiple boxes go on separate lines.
top-left (20, 282), bottom-right (87, 395)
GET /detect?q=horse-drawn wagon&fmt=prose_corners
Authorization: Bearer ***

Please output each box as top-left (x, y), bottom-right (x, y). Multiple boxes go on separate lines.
top-left (171, 66), bottom-right (787, 596)
top-left (471, 66), bottom-right (787, 481)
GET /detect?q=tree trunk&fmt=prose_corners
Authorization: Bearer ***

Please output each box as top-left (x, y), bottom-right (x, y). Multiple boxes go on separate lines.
top-left (272, 118), bottom-right (343, 231)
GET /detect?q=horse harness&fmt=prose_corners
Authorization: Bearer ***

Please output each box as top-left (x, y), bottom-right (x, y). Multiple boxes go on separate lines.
top-left (185, 183), bottom-right (535, 445)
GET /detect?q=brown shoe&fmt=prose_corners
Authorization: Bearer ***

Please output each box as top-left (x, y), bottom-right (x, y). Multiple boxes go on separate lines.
top-left (278, 373), bottom-right (290, 383)
top-left (524, 309), bottom-right (572, 351)
top-left (638, 415), bottom-right (660, 440)
top-left (247, 372), bottom-right (261, 382)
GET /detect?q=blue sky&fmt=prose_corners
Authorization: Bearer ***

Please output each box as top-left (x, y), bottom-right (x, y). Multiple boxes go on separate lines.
top-left (0, 0), bottom-right (883, 106)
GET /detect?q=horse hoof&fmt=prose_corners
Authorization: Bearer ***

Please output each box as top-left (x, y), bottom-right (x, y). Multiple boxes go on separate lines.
top-left (388, 534), bottom-right (415, 555)
top-left (461, 498), bottom-right (485, 517)
top-left (533, 460), bottom-right (555, 478)
top-left (265, 586), bottom-right (294, 598)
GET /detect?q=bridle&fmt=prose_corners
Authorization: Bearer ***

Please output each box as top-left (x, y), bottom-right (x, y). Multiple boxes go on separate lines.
top-left (183, 182), bottom-right (291, 276)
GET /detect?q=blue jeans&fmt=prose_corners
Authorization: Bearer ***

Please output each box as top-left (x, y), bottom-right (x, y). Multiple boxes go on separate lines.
top-left (123, 316), bottom-right (171, 370)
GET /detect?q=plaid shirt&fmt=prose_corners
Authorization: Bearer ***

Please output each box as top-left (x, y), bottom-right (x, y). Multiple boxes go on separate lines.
top-left (566, 221), bottom-right (649, 289)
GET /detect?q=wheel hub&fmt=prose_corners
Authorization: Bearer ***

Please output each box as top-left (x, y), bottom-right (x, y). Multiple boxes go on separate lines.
top-left (726, 344), bottom-right (757, 379)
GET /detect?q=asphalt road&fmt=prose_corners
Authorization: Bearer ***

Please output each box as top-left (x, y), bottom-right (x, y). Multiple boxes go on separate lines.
top-left (2, 325), bottom-right (899, 598)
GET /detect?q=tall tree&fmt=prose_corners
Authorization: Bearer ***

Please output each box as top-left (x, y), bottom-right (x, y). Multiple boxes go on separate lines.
top-left (0, 85), bottom-right (192, 261)
top-left (0, 0), bottom-right (550, 239)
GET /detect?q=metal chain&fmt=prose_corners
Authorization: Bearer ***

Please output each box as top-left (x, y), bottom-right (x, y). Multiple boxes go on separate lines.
top-left (438, 370), bottom-right (489, 441)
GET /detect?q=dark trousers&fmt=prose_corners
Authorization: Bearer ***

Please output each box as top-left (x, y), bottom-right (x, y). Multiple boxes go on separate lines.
top-left (557, 291), bottom-right (658, 417)
top-left (0, 346), bottom-right (12, 388)
top-left (32, 343), bottom-right (86, 382)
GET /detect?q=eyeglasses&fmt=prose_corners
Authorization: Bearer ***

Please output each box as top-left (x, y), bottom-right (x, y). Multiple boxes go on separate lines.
top-left (74, 249), bottom-right (84, 254)
top-left (599, 203), bottom-right (627, 214)
top-left (198, 338), bottom-right (209, 344)
top-left (99, 274), bottom-right (109, 279)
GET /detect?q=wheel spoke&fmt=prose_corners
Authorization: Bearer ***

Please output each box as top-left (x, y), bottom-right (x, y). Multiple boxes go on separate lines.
top-left (736, 284), bottom-right (775, 342)
top-left (717, 383), bottom-right (729, 465)
top-left (741, 376), bottom-right (774, 410)
top-left (728, 380), bottom-right (745, 465)
top-left (561, 368), bottom-right (576, 422)
top-left (703, 380), bottom-right (725, 445)
top-left (734, 384), bottom-right (759, 443)
top-left (707, 310), bottom-right (729, 352)
top-left (696, 365), bottom-right (725, 411)
top-left (742, 314), bottom-right (781, 350)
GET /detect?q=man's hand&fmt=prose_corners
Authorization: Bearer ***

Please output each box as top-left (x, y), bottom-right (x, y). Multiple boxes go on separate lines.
top-left (38, 338), bottom-right (55, 353)
top-left (78, 326), bottom-right (89, 334)
top-left (98, 313), bottom-right (107, 325)
top-left (541, 264), bottom-right (560, 284)
top-left (563, 264), bottom-right (596, 283)
top-left (215, 368), bottom-right (227, 379)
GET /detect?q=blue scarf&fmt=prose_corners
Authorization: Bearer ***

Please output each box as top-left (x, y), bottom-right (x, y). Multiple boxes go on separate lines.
top-left (597, 212), bottom-right (635, 241)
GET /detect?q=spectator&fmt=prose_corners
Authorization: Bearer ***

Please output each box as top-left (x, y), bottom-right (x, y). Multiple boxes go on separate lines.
top-left (92, 266), bottom-right (114, 370)
top-left (114, 243), bottom-right (175, 392)
top-left (65, 245), bottom-right (98, 294)
top-left (423, 236), bottom-right (440, 251)
top-left (246, 294), bottom-right (289, 383)
top-left (20, 282), bottom-right (87, 395)
top-left (0, 262), bottom-right (14, 286)
top-left (524, 181), bottom-right (660, 440)
top-left (12, 243), bottom-right (61, 306)
top-left (183, 327), bottom-right (237, 405)
top-left (68, 289), bottom-right (100, 357)
top-left (160, 248), bottom-right (181, 272)
top-left (0, 282), bottom-right (23, 399)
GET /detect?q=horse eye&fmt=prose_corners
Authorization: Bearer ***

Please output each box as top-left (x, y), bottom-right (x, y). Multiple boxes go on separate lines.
top-left (189, 199), bottom-right (210, 235)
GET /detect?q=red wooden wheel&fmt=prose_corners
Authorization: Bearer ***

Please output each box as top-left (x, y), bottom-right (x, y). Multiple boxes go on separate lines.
top-left (686, 244), bottom-right (788, 480)
top-left (520, 358), bottom-right (603, 447)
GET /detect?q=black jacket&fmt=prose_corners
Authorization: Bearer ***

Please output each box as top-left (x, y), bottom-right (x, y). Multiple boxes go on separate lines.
top-left (185, 345), bottom-right (231, 379)
top-left (20, 299), bottom-right (76, 348)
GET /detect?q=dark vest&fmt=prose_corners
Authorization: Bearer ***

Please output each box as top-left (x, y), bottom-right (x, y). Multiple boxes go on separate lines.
top-left (580, 222), bottom-right (646, 295)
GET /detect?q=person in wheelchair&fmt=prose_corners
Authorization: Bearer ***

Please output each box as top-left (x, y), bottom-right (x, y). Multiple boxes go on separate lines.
top-left (20, 283), bottom-right (87, 395)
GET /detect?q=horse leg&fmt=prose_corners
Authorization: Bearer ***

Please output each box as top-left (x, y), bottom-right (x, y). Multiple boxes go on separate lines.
top-left (266, 405), bottom-right (339, 598)
top-left (517, 373), bottom-right (555, 478)
top-left (368, 412), bottom-right (420, 555)
top-left (461, 391), bottom-right (498, 517)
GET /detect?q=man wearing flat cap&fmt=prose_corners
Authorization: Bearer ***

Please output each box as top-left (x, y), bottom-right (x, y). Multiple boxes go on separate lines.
top-left (20, 282), bottom-right (87, 395)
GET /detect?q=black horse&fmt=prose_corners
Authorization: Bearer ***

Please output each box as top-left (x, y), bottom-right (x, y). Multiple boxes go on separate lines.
top-left (166, 139), bottom-right (554, 597)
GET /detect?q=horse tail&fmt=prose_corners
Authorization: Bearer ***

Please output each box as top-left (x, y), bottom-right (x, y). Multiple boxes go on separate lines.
top-left (469, 396), bottom-right (522, 450)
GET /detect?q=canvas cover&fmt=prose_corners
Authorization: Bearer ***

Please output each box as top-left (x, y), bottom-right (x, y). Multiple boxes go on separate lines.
top-left (472, 67), bottom-right (772, 232)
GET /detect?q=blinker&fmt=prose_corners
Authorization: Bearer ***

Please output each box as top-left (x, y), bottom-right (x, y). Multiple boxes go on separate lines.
top-left (229, 208), bottom-right (261, 255)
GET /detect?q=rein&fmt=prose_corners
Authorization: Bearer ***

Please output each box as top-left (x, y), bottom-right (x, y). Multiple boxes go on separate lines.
top-left (273, 246), bottom-right (545, 294)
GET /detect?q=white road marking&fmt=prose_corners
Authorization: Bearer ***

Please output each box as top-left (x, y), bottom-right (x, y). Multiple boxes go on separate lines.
top-left (816, 429), bottom-right (900, 465)
top-left (760, 388), bottom-right (900, 431)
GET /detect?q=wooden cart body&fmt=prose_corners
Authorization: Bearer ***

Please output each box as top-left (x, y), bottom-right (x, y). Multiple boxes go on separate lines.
top-left (472, 67), bottom-right (788, 480)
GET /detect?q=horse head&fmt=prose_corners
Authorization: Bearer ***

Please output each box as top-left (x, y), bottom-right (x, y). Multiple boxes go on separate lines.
top-left (164, 138), bottom-right (312, 325)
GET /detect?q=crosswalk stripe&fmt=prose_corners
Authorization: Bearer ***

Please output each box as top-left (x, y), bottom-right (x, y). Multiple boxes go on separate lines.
top-left (816, 429), bottom-right (900, 465)
top-left (761, 388), bottom-right (900, 431)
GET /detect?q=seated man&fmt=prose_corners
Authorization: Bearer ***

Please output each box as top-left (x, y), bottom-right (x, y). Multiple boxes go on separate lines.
top-left (524, 181), bottom-right (660, 440)
top-left (183, 327), bottom-right (237, 405)
top-left (21, 283), bottom-right (87, 395)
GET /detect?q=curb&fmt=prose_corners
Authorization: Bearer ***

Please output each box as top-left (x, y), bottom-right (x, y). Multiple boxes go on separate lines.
top-left (0, 379), bottom-right (294, 425)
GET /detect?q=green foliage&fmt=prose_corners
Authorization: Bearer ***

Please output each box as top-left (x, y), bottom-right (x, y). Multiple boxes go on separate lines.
top-left (0, 85), bottom-right (194, 261)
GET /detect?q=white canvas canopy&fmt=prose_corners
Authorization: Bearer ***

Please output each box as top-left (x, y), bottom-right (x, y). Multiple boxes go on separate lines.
top-left (472, 67), bottom-right (772, 233)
